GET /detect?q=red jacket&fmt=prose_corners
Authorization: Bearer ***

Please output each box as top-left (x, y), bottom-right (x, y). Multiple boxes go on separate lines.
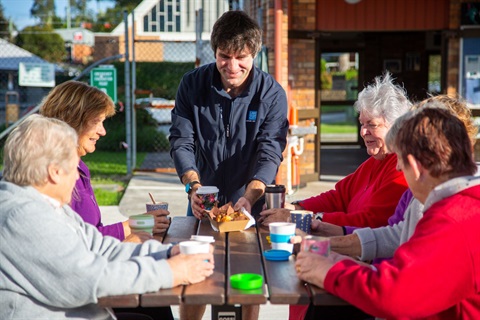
top-left (325, 184), bottom-right (480, 319)
top-left (300, 153), bottom-right (408, 228)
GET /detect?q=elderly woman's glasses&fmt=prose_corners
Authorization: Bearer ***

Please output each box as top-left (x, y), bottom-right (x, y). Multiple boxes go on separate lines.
top-left (360, 123), bottom-right (384, 131)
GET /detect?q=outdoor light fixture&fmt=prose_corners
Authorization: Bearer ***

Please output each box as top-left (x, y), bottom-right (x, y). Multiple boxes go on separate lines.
top-left (345, 0), bottom-right (362, 4)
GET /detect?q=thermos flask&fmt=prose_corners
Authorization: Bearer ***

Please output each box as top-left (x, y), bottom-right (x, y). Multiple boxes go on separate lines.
top-left (265, 184), bottom-right (286, 209)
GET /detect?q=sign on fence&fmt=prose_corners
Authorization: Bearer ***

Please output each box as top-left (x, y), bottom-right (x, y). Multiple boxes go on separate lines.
top-left (90, 66), bottom-right (117, 103)
top-left (19, 62), bottom-right (55, 87)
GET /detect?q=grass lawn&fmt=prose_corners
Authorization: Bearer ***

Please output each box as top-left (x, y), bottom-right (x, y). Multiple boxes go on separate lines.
top-left (83, 151), bottom-right (146, 206)
top-left (321, 123), bottom-right (357, 134)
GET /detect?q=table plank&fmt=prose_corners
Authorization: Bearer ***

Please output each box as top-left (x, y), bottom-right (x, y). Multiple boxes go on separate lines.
top-left (257, 225), bottom-right (311, 305)
top-left (227, 225), bottom-right (268, 305)
top-left (141, 216), bottom-right (199, 307)
top-left (180, 217), bottom-right (225, 305)
top-left (98, 294), bottom-right (139, 308)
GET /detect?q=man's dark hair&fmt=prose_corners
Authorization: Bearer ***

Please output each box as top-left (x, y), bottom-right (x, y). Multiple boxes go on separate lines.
top-left (210, 10), bottom-right (262, 58)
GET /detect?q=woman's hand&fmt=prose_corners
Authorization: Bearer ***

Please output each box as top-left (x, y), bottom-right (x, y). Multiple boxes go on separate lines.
top-left (148, 209), bottom-right (171, 234)
top-left (167, 252), bottom-right (215, 287)
top-left (258, 208), bottom-right (291, 225)
top-left (311, 220), bottom-right (344, 236)
top-left (123, 231), bottom-right (153, 243)
top-left (295, 251), bottom-right (351, 288)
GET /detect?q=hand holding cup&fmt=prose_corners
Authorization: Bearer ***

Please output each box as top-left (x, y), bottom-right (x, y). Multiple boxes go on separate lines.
top-left (145, 200), bottom-right (171, 234)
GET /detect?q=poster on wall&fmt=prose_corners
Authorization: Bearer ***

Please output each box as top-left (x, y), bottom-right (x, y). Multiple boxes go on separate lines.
top-left (461, 3), bottom-right (480, 25)
top-left (465, 55), bottom-right (480, 106)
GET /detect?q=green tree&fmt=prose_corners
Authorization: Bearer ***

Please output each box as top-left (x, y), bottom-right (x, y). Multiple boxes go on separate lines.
top-left (31, 0), bottom-right (58, 27)
top-left (0, 2), bottom-right (9, 39)
top-left (16, 25), bottom-right (66, 62)
top-left (92, 0), bottom-right (138, 32)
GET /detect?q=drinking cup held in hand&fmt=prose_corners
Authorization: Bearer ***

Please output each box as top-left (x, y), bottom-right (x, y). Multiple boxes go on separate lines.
top-left (265, 184), bottom-right (286, 209)
top-left (196, 186), bottom-right (219, 210)
top-left (301, 235), bottom-right (330, 257)
top-left (179, 240), bottom-right (211, 255)
top-left (128, 213), bottom-right (155, 235)
top-left (290, 210), bottom-right (313, 233)
top-left (146, 202), bottom-right (169, 212)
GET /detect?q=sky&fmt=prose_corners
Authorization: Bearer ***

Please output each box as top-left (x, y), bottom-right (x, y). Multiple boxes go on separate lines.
top-left (2, 0), bottom-right (115, 30)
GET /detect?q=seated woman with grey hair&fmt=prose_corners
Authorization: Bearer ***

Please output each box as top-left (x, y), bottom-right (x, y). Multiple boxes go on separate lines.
top-left (260, 72), bottom-right (410, 230)
top-left (295, 106), bottom-right (480, 319)
top-left (0, 114), bottom-right (215, 320)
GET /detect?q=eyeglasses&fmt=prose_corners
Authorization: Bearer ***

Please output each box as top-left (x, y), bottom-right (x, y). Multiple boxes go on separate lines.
top-left (359, 123), bottom-right (384, 131)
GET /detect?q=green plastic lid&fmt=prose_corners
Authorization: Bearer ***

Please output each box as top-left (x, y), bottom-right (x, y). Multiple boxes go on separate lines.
top-left (230, 273), bottom-right (264, 290)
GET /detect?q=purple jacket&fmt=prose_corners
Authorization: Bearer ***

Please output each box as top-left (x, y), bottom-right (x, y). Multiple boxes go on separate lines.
top-left (70, 160), bottom-right (125, 240)
top-left (344, 189), bottom-right (414, 235)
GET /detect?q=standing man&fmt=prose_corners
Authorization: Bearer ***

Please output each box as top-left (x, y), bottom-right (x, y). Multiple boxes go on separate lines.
top-left (169, 10), bottom-right (289, 219)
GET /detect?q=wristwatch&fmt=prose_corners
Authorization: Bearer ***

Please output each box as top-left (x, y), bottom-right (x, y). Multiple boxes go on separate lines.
top-left (185, 181), bottom-right (200, 194)
top-left (314, 212), bottom-right (324, 221)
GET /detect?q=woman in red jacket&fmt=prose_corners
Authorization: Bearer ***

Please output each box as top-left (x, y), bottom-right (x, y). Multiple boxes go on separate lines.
top-left (260, 72), bottom-right (411, 230)
top-left (296, 105), bottom-right (480, 320)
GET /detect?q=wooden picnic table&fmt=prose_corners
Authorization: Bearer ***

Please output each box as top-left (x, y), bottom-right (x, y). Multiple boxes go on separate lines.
top-left (98, 216), bottom-right (347, 309)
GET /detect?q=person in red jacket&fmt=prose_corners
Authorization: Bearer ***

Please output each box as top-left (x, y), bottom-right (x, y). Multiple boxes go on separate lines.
top-left (295, 105), bottom-right (480, 320)
top-left (260, 72), bottom-right (411, 230)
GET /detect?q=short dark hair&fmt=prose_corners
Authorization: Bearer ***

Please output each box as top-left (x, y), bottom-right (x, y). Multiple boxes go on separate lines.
top-left (395, 107), bottom-right (477, 178)
top-left (210, 10), bottom-right (262, 58)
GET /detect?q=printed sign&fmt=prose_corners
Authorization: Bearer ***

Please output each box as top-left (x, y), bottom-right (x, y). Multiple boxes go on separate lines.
top-left (18, 62), bottom-right (55, 87)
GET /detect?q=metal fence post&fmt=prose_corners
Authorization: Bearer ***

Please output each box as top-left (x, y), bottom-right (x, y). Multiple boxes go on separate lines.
top-left (131, 10), bottom-right (137, 170)
top-left (124, 10), bottom-right (132, 175)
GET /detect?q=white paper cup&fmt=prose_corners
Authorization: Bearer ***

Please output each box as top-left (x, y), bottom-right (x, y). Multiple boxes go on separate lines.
top-left (179, 240), bottom-right (210, 255)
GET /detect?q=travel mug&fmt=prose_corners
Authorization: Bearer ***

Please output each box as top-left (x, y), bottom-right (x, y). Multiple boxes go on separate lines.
top-left (265, 184), bottom-right (286, 209)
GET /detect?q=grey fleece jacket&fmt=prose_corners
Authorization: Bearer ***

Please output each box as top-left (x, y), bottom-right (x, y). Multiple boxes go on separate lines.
top-left (0, 181), bottom-right (174, 319)
top-left (354, 173), bottom-right (480, 261)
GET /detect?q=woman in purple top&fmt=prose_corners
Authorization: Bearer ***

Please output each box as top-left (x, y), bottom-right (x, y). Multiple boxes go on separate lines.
top-left (72, 160), bottom-right (125, 239)
top-left (39, 80), bottom-right (171, 242)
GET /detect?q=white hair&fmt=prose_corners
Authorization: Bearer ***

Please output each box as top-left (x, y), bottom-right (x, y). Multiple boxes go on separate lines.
top-left (354, 72), bottom-right (412, 126)
top-left (3, 114), bottom-right (78, 186)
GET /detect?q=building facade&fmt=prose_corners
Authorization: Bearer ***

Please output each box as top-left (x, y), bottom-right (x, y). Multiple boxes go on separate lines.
top-left (245, 0), bottom-right (480, 183)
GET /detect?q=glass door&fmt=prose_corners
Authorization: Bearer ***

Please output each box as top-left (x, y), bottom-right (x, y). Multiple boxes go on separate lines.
top-left (320, 52), bottom-right (360, 144)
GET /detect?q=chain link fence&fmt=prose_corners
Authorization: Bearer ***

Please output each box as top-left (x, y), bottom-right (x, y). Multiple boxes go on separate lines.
top-left (0, 32), bottom-right (214, 173)
top-left (131, 39), bottom-right (213, 171)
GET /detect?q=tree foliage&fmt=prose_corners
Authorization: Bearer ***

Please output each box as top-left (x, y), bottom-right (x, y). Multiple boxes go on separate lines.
top-left (16, 25), bottom-right (66, 62)
top-left (0, 2), bottom-right (9, 38)
top-left (93, 0), bottom-right (139, 32)
top-left (30, 0), bottom-right (58, 26)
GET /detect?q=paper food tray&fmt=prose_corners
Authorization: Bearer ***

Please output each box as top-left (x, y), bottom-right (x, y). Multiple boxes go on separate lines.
top-left (207, 208), bottom-right (255, 232)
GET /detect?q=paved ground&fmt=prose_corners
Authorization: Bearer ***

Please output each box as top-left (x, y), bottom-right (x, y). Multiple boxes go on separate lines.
top-left (99, 146), bottom-right (368, 320)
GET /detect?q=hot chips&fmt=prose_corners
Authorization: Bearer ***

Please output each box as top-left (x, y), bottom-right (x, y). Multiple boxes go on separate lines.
top-left (210, 202), bottom-right (248, 222)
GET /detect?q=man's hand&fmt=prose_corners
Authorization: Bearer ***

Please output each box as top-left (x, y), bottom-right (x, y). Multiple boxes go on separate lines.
top-left (233, 197), bottom-right (252, 214)
top-left (190, 191), bottom-right (206, 219)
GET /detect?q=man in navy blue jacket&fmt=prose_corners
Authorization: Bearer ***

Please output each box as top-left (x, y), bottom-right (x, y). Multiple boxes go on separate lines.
top-left (169, 10), bottom-right (289, 219)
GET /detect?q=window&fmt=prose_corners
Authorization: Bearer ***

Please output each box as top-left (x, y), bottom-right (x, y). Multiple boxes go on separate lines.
top-left (143, 0), bottom-right (181, 33)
